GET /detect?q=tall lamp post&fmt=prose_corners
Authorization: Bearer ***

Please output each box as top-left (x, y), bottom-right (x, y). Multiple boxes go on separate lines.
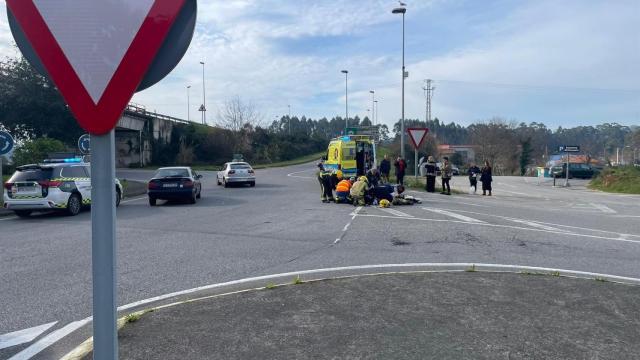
top-left (392, 6), bottom-right (407, 159)
top-left (369, 90), bottom-right (375, 125)
top-left (199, 61), bottom-right (206, 125)
top-left (374, 100), bottom-right (378, 125)
top-left (341, 70), bottom-right (349, 131)
top-left (186, 85), bottom-right (191, 122)
top-left (288, 104), bottom-right (291, 135)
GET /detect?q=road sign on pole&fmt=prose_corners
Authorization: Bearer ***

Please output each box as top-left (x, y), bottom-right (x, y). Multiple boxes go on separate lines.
top-left (78, 134), bottom-right (91, 155)
top-left (559, 145), bottom-right (580, 153)
top-left (0, 131), bottom-right (15, 196)
top-left (407, 128), bottom-right (429, 178)
top-left (7, 1), bottom-right (194, 359)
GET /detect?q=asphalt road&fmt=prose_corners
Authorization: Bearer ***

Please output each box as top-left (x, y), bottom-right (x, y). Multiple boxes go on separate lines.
top-left (1, 163), bottom-right (639, 358)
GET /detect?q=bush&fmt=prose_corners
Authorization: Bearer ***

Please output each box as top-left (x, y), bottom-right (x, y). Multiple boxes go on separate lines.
top-left (12, 138), bottom-right (66, 166)
top-left (589, 166), bottom-right (640, 194)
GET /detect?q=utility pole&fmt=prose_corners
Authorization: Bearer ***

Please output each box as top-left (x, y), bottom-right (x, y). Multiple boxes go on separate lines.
top-left (186, 85), bottom-right (191, 122)
top-left (374, 100), bottom-right (378, 125)
top-left (369, 90), bottom-right (375, 125)
top-left (422, 79), bottom-right (435, 123)
top-left (199, 61), bottom-right (206, 125)
top-left (288, 104), bottom-right (291, 135)
top-left (341, 70), bottom-right (349, 132)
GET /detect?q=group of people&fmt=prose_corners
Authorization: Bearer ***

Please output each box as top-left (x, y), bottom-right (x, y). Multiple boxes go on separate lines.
top-left (466, 160), bottom-right (493, 196)
top-left (317, 161), bottom-right (420, 207)
top-left (420, 156), bottom-right (494, 196)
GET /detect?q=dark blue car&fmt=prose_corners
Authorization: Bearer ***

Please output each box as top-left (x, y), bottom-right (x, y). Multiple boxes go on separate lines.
top-left (148, 167), bottom-right (202, 206)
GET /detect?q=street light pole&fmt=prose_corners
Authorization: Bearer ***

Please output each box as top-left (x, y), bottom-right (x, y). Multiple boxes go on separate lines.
top-left (369, 90), bottom-right (375, 125)
top-left (341, 70), bottom-right (349, 132)
top-left (374, 100), bottom-right (378, 125)
top-left (186, 85), bottom-right (191, 122)
top-left (392, 6), bottom-right (407, 159)
top-left (199, 61), bottom-right (206, 125)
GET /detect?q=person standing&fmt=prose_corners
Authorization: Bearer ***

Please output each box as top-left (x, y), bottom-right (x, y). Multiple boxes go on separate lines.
top-left (394, 156), bottom-right (407, 186)
top-left (425, 156), bottom-right (437, 192)
top-left (379, 155), bottom-right (391, 184)
top-left (467, 163), bottom-right (480, 194)
top-left (480, 160), bottom-right (493, 196)
top-left (440, 157), bottom-right (452, 195)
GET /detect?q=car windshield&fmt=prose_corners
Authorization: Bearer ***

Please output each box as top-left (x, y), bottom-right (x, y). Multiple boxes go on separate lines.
top-left (230, 164), bottom-right (251, 170)
top-left (155, 168), bottom-right (190, 178)
top-left (8, 168), bottom-right (54, 182)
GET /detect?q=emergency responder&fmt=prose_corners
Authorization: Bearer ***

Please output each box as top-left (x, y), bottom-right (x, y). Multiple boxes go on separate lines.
top-left (318, 169), bottom-right (339, 203)
top-left (335, 175), bottom-right (353, 203)
top-left (350, 176), bottom-right (370, 206)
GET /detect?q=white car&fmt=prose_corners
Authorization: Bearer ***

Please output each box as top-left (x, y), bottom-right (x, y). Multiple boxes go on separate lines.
top-left (216, 162), bottom-right (255, 187)
top-left (3, 158), bottom-right (122, 217)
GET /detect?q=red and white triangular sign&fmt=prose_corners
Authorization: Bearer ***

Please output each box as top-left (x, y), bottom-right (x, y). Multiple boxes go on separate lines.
top-left (7, 0), bottom-right (186, 135)
top-left (407, 128), bottom-right (429, 149)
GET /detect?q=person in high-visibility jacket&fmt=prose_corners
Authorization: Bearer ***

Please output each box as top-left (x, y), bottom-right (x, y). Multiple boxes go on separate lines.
top-left (350, 176), bottom-right (370, 206)
top-left (335, 176), bottom-right (353, 203)
top-left (318, 169), bottom-right (341, 203)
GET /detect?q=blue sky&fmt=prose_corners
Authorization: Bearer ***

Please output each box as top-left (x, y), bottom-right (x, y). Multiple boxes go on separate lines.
top-left (1, 0), bottom-right (639, 129)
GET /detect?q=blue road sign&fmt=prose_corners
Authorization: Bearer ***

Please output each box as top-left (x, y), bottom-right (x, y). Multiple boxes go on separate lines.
top-left (559, 145), bottom-right (580, 152)
top-left (78, 134), bottom-right (91, 154)
top-left (0, 131), bottom-right (14, 155)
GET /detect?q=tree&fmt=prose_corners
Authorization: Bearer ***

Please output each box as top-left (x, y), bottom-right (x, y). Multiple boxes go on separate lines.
top-left (519, 138), bottom-right (532, 176)
top-left (217, 96), bottom-right (263, 131)
top-left (12, 138), bottom-right (66, 166)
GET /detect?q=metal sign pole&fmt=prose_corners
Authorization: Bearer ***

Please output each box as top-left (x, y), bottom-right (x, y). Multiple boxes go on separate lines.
top-left (564, 149), bottom-right (570, 187)
top-left (414, 148), bottom-right (418, 179)
top-left (91, 130), bottom-right (117, 360)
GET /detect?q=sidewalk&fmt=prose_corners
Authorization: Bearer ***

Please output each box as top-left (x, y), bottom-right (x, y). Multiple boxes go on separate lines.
top-left (80, 271), bottom-right (640, 360)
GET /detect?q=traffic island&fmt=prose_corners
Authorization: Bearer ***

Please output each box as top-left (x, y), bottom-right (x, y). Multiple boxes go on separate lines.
top-left (76, 271), bottom-right (640, 359)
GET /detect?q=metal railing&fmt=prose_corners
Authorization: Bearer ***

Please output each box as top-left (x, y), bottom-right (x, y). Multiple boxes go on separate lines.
top-left (125, 103), bottom-right (197, 126)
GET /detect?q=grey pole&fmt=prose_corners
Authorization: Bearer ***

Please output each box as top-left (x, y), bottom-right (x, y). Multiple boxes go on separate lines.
top-left (288, 104), bottom-right (291, 135)
top-left (369, 90), bottom-right (375, 125)
top-left (187, 85), bottom-right (191, 122)
top-left (200, 61), bottom-right (206, 125)
top-left (341, 70), bottom-right (349, 131)
top-left (401, 11), bottom-right (405, 160)
top-left (91, 130), bottom-right (118, 360)
top-left (564, 149), bottom-right (570, 187)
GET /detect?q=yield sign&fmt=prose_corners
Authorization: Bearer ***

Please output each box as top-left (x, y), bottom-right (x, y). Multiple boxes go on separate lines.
top-left (6, 0), bottom-right (187, 135)
top-left (407, 128), bottom-right (429, 149)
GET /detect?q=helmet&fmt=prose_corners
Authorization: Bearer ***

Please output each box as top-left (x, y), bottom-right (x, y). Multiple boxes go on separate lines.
top-left (379, 199), bottom-right (391, 208)
top-left (359, 176), bottom-right (368, 183)
top-left (349, 177), bottom-right (356, 182)
top-left (336, 170), bottom-right (343, 179)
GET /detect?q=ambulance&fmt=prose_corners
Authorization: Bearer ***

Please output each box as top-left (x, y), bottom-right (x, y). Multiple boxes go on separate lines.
top-left (323, 135), bottom-right (376, 178)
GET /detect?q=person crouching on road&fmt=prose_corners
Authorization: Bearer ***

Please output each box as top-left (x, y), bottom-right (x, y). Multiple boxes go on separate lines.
top-left (440, 157), bottom-right (452, 195)
top-left (335, 176), bottom-right (354, 204)
top-left (350, 176), bottom-right (370, 206)
top-left (424, 156), bottom-right (437, 192)
top-left (467, 162), bottom-right (480, 194)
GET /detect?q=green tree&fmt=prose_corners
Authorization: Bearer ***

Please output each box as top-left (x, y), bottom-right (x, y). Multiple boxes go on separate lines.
top-left (13, 138), bottom-right (66, 166)
top-left (519, 138), bottom-right (532, 175)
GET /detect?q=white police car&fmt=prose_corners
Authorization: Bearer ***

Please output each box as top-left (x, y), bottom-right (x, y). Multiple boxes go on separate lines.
top-left (2, 158), bottom-right (122, 217)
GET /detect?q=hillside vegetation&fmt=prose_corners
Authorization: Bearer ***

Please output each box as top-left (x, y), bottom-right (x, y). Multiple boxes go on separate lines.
top-left (589, 166), bottom-right (640, 194)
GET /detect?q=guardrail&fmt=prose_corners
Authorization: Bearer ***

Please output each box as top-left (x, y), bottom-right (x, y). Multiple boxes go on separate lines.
top-left (125, 104), bottom-right (202, 126)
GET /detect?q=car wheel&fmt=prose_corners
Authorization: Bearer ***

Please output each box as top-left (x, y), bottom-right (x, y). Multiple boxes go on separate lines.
top-left (223, 178), bottom-right (229, 188)
top-left (217, 178), bottom-right (221, 186)
top-left (250, 181), bottom-right (255, 187)
top-left (14, 210), bottom-right (32, 218)
top-left (115, 188), bottom-right (122, 208)
top-left (149, 197), bottom-right (157, 206)
top-left (196, 186), bottom-right (202, 199)
top-left (190, 191), bottom-right (197, 204)
top-left (67, 193), bottom-right (82, 216)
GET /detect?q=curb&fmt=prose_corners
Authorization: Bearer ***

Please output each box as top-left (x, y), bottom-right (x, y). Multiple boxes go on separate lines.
top-left (121, 179), bottom-right (147, 198)
top-left (58, 263), bottom-right (640, 360)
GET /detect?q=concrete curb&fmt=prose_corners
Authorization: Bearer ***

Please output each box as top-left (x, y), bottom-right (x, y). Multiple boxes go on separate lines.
top-left (121, 179), bottom-right (147, 198)
top-left (58, 263), bottom-right (640, 360)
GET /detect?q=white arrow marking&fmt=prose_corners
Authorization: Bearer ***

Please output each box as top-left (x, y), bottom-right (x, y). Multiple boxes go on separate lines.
top-left (0, 322), bottom-right (57, 350)
top-left (379, 208), bottom-right (414, 218)
top-left (33, 0), bottom-right (155, 104)
top-left (589, 203), bottom-right (617, 214)
top-left (422, 208), bottom-right (486, 223)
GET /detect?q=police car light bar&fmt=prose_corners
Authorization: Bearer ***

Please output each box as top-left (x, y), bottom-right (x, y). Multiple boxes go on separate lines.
top-left (43, 157), bottom-right (83, 163)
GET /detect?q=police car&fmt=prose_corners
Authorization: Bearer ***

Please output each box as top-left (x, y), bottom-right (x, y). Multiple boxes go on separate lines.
top-left (3, 158), bottom-right (122, 217)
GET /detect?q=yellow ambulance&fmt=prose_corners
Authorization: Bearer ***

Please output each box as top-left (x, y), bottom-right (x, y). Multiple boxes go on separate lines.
top-left (323, 135), bottom-right (376, 177)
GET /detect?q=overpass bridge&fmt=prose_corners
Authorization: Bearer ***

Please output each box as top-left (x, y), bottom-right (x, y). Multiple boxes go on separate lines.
top-left (115, 104), bottom-right (201, 168)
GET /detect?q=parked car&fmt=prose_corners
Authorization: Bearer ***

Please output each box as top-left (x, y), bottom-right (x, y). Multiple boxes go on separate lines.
top-left (451, 165), bottom-right (460, 176)
top-left (147, 167), bottom-right (202, 206)
top-left (550, 163), bottom-right (596, 179)
top-left (217, 162), bottom-right (255, 187)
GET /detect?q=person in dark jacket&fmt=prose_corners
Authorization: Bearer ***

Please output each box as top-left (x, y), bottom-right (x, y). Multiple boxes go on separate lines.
top-left (480, 160), bottom-right (493, 196)
top-left (424, 156), bottom-right (437, 192)
top-left (379, 155), bottom-right (391, 183)
top-left (394, 156), bottom-right (407, 186)
top-left (366, 168), bottom-right (381, 187)
top-left (467, 163), bottom-right (480, 194)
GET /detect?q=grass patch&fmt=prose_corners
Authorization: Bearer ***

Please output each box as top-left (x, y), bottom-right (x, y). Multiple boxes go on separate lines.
top-left (519, 271), bottom-right (545, 276)
top-left (550, 271), bottom-right (561, 277)
top-left (265, 282), bottom-right (277, 289)
top-left (595, 277), bottom-right (608, 282)
top-left (125, 313), bottom-right (141, 323)
top-left (588, 166), bottom-right (640, 194)
top-left (292, 275), bottom-right (304, 285)
top-left (465, 264), bottom-right (476, 272)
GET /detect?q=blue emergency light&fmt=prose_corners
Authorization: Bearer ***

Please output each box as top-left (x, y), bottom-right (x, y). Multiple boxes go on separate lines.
top-left (43, 157), bottom-right (83, 163)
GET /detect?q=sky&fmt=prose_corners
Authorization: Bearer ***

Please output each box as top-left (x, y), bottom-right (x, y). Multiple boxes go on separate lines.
top-left (1, 0), bottom-right (639, 130)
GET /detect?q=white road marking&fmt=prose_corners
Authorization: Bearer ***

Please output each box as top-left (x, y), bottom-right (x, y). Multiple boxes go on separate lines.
top-left (286, 169), bottom-right (316, 179)
top-left (379, 208), bottom-right (414, 218)
top-left (8, 319), bottom-right (90, 360)
top-left (121, 195), bottom-right (148, 204)
top-left (0, 322), bottom-right (57, 350)
top-left (504, 218), bottom-right (567, 233)
top-left (422, 208), bottom-right (486, 223)
top-left (334, 206), bottom-right (362, 244)
top-left (589, 203), bottom-right (617, 214)
top-left (0, 216), bottom-right (17, 221)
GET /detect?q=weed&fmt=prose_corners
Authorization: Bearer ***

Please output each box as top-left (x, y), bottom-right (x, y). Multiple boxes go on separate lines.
top-left (292, 275), bottom-right (304, 285)
top-left (125, 313), bottom-right (141, 323)
top-left (595, 277), bottom-right (607, 282)
top-left (266, 282), bottom-right (277, 289)
top-left (465, 264), bottom-right (476, 272)
top-left (550, 271), bottom-right (561, 277)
